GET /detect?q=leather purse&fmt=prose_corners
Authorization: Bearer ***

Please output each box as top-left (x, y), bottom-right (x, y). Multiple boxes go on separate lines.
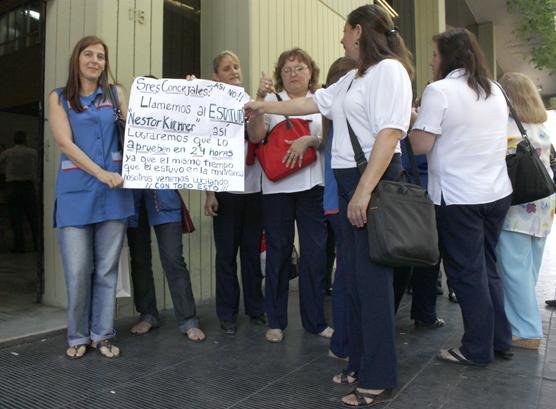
top-left (496, 83), bottom-right (556, 205)
top-left (347, 119), bottom-right (440, 268)
top-left (256, 94), bottom-right (317, 181)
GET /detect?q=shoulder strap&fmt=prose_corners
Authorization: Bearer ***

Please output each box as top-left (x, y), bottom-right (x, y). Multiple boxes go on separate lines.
top-left (107, 84), bottom-right (123, 121)
top-left (493, 82), bottom-right (528, 139)
top-left (344, 80), bottom-right (421, 184)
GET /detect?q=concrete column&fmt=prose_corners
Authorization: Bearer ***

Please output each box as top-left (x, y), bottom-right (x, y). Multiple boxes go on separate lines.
top-left (476, 22), bottom-right (496, 79)
top-left (413, 0), bottom-right (445, 97)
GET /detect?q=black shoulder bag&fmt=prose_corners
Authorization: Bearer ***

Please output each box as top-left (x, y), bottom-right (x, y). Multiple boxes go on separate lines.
top-left (346, 119), bottom-right (439, 267)
top-left (495, 83), bottom-right (556, 205)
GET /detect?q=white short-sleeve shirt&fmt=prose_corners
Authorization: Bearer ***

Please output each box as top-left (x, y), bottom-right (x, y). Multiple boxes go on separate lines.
top-left (261, 91), bottom-right (323, 194)
top-left (313, 59), bottom-right (412, 168)
top-left (412, 69), bottom-right (513, 205)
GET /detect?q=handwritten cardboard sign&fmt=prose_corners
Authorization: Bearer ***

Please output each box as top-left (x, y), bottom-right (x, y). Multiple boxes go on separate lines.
top-left (122, 77), bottom-right (249, 191)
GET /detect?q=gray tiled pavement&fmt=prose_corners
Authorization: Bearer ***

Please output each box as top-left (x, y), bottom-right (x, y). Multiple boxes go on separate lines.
top-left (0, 233), bottom-right (555, 409)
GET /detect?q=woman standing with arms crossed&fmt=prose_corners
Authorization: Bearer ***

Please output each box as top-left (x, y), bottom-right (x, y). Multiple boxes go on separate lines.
top-left (246, 5), bottom-right (413, 405)
top-left (204, 51), bottom-right (266, 335)
top-left (410, 29), bottom-right (513, 366)
top-left (48, 36), bottom-right (134, 359)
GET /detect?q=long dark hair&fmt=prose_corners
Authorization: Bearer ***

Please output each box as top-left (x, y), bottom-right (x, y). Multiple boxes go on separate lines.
top-left (322, 57), bottom-right (358, 145)
top-left (433, 28), bottom-right (492, 98)
top-left (62, 36), bottom-right (114, 112)
top-left (347, 4), bottom-right (414, 79)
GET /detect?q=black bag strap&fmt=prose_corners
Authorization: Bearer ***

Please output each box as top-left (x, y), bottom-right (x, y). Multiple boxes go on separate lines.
top-left (274, 92), bottom-right (293, 129)
top-left (493, 82), bottom-right (530, 141)
top-left (107, 84), bottom-right (123, 122)
top-left (344, 80), bottom-right (421, 185)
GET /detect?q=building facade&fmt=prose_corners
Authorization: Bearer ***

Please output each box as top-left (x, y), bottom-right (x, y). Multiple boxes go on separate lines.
top-left (5, 0), bottom-right (538, 319)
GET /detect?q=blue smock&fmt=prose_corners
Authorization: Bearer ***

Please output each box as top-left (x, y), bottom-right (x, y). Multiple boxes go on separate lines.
top-left (128, 190), bottom-right (182, 228)
top-left (400, 137), bottom-right (429, 188)
top-left (54, 86), bottom-right (134, 228)
top-left (323, 125), bottom-right (339, 214)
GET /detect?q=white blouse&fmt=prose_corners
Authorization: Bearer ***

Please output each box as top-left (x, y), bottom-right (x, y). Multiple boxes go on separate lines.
top-left (230, 140), bottom-right (261, 194)
top-left (313, 59), bottom-right (412, 168)
top-left (412, 69), bottom-right (513, 205)
top-left (261, 91), bottom-right (323, 194)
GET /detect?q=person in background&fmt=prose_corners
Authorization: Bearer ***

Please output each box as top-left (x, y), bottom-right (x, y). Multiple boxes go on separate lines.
top-left (246, 4), bottom-right (414, 405)
top-left (394, 99), bottom-right (445, 329)
top-left (247, 48), bottom-right (332, 344)
top-left (322, 56), bottom-right (358, 361)
top-left (0, 130), bottom-right (39, 253)
top-left (495, 72), bottom-right (555, 350)
top-left (204, 51), bottom-right (266, 335)
top-left (48, 36), bottom-right (134, 359)
top-left (410, 28), bottom-right (513, 366)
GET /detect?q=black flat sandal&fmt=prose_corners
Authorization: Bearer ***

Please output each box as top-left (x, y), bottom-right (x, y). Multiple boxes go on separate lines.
top-left (341, 388), bottom-right (392, 407)
top-left (334, 369), bottom-right (358, 385)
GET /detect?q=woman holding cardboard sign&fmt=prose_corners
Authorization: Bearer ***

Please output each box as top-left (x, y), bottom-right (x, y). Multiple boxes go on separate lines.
top-left (48, 36), bottom-right (134, 359)
top-left (203, 51), bottom-right (267, 335)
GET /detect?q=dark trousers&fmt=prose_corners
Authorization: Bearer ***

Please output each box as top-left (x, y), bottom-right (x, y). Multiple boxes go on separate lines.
top-left (393, 263), bottom-right (440, 323)
top-left (213, 192), bottom-right (264, 323)
top-left (335, 165), bottom-right (400, 390)
top-left (127, 201), bottom-right (199, 332)
top-left (325, 219), bottom-right (336, 291)
top-left (436, 195), bottom-right (512, 363)
top-left (410, 263), bottom-right (441, 323)
top-left (6, 181), bottom-right (38, 251)
top-left (263, 185), bottom-right (328, 333)
top-left (328, 213), bottom-right (349, 358)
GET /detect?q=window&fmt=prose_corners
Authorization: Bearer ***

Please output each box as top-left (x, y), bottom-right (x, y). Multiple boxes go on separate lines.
top-left (0, 2), bottom-right (40, 57)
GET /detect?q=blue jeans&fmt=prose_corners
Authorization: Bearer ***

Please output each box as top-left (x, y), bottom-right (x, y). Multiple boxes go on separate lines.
top-left (127, 201), bottom-right (199, 332)
top-left (57, 220), bottom-right (126, 347)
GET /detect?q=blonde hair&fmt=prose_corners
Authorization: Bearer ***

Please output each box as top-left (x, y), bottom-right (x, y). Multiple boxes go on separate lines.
top-left (212, 50), bottom-right (240, 73)
top-left (499, 72), bottom-right (547, 124)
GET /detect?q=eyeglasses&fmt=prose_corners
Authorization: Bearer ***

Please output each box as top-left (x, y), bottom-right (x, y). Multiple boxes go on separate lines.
top-left (281, 65), bottom-right (308, 76)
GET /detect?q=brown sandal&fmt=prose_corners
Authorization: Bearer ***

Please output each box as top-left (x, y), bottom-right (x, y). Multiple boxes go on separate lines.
top-left (65, 344), bottom-right (88, 360)
top-left (92, 340), bottom-right (121, 359)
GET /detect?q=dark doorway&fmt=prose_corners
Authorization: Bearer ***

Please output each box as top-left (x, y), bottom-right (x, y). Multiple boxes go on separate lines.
top-left (0, 0), bottom-right (44, 327)
top-left (163, 0), bottom-right (200, 78)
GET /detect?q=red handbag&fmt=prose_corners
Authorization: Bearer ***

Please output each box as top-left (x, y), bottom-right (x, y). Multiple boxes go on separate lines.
top-left (256, 94), bottom-right (317, 181)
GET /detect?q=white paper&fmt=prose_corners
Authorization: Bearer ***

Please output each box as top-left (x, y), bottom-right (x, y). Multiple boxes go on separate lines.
top-left (122, 77), bottom-right (249, 192)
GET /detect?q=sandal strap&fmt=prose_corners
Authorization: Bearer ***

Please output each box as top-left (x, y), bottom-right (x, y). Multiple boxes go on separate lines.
top-left (448, 348), bottom-right (467, 363)
top-left (351, 389), bottom-right (379, 406)
top-left (340, 370), bottom-right (358, 384)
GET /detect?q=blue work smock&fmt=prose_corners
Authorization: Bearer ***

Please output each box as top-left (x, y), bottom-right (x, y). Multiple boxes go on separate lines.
top-left (54, 86), bottom-right (134, 228)
top-left (400, 137), bottom-right (429, 188)
top-left (323, 126), bottom-right (339, 214)
top-left (128, 189), bottom-right (182, 228)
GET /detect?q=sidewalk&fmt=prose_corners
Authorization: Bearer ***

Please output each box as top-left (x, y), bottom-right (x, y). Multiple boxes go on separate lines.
top-left (0, 236), bottom-right (554, 409)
